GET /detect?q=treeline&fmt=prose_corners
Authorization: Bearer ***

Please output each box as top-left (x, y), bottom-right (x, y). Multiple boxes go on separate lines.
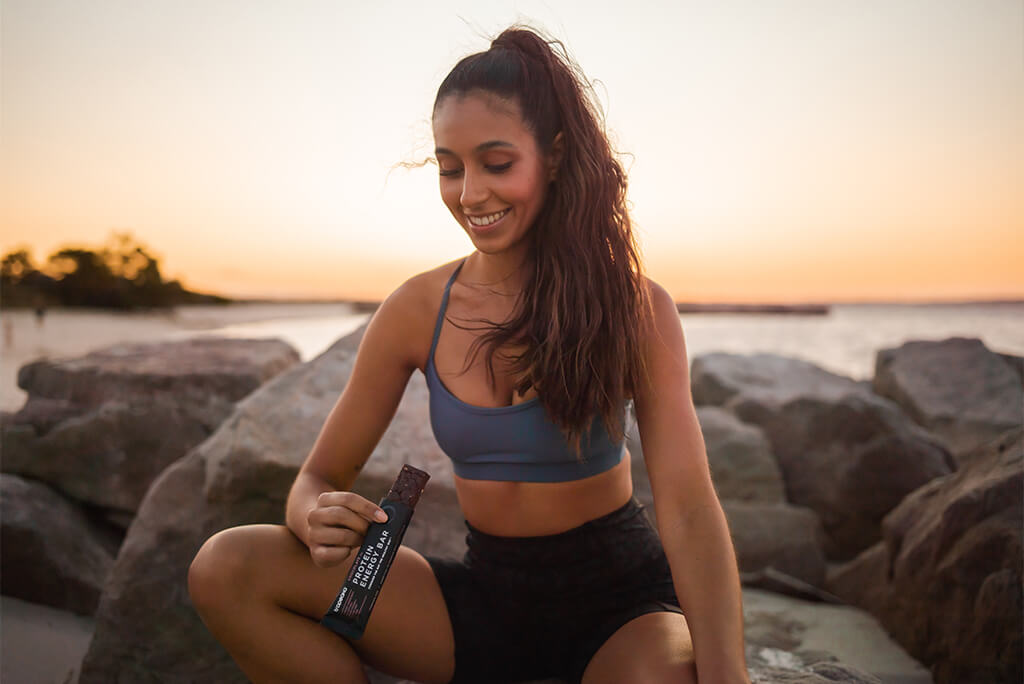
top-left (1, 232), bottom-right (231, 310)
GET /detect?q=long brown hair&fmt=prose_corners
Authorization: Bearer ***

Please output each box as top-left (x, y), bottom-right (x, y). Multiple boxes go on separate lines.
top-left (434, 26), bottom-right (653, 458)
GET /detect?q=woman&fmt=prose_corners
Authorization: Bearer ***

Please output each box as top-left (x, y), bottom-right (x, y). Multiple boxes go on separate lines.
top-left (189, 26), bottom-right (750, 684)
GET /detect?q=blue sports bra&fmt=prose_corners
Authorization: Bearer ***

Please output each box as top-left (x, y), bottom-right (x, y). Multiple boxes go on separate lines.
top-left (424, 258), bottom-right (626, 482)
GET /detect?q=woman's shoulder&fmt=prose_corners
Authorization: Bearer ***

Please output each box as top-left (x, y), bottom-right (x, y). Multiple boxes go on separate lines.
top-left (384, 256), bottom-right (467, 311)
top-left (637, 275), bottom-right (676, 325)
top-left (367, 257), bottom-right (469, 370)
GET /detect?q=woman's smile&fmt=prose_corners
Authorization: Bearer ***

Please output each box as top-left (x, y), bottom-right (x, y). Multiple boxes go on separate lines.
top-left (465, 208), bottom-right (511, 232)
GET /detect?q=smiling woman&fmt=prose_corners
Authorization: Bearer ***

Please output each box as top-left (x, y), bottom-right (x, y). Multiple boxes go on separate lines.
top-left (189, 24), bottom-right (750, 684)
top-left (433, 95), bottom-right (557, 277)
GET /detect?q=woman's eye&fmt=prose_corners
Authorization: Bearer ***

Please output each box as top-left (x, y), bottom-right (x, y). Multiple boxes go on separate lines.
top-left (438, 168), bottom-right (462, 177)
top-left (487, 162), bottom-right (513, 173)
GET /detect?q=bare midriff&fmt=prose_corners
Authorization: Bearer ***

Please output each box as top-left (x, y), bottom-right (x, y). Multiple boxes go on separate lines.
top-left (452, 450), bottom-right (634, 537)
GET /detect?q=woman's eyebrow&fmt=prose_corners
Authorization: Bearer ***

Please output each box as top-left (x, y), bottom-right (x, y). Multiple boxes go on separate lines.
top-left (434, 140), bottom-right (516, 156)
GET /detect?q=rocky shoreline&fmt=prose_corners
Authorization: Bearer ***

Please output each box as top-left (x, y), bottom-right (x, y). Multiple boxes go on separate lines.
top-left (1, 329), bottom-right (1020, 683)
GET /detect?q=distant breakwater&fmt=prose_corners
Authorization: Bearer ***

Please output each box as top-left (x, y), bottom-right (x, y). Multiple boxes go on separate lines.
top-left (677, 302), bottom-right (829, 315)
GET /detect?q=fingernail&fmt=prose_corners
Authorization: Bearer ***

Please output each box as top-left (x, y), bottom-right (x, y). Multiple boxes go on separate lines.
top-left (375, 510), bottom-right (388, 522)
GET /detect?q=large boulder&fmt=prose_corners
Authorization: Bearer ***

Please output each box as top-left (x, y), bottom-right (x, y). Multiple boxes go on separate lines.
top-left (79, 324), bottom-right (464, 684)
top-left (723, 501), bottom-right (827, 588)
top-left (626, 405), bottom-right (785, 511)
top-left (1, 337), bottom-right (299, 525)
top-left (0, 474), bottom-right (119, 615)
top-left (691, 352), bottom-right (954, 560)
top-left (698, 406), bottom-right (787, 502)
top-left (873, 337), bottom-right (1023, 464)
top-left (828, 427), bottom-right (1023, 684)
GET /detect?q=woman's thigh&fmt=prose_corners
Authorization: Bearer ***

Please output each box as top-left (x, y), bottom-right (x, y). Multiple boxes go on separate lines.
top-left (190, 524), bottom-right (455, 683)
top-left (580, 611), bottom-right (696, 684)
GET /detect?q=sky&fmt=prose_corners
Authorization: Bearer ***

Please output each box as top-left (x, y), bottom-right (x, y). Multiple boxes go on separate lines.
top-left (2, 0), bottom-right (1022, 303)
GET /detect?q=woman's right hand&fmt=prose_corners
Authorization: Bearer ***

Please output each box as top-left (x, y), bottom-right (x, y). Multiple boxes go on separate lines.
top-left (305, 491), bottom-right (389, 568)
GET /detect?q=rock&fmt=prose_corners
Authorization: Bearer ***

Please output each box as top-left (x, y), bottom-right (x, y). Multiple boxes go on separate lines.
top-left (697, 406), bottom-right (787, 503)
top-left (825, 544), bottom-right (889, 616)
top-left (873, 337), bottom-right (1023, 463)
top-left (2, 337), bottom-right (299, 522)
top-left (998, 352), bottom-right (1024, 385)
top-left (15, 336), bottom-right (298, 406)
top-left (691, 352), bottom-right (954, 560)
top-left (827, 427), bottom-right (1023, 684)
top-left (0, 474), bottom-right (118, 615)
top-left (723, 501), bottom-right (828, 588)
top-left (625, 405), bottom-right (785, 514)
top-left (743, 588), bottom-right (930, 683)
top-left (79, 325), bottom-right (465, 684)
top-left (630, 385), bottom-right (830, 596)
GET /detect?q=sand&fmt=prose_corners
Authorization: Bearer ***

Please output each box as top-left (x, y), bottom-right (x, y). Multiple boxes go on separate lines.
top-left (0, 596), bottom-right (93, 684)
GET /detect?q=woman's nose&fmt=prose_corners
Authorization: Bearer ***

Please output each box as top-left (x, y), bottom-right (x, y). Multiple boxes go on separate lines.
top-left (460, 170), bottom-right (488, 209)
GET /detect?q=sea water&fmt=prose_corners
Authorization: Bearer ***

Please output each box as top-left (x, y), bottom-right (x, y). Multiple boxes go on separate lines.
top-left (181, 301), bottom-right (1024, 382)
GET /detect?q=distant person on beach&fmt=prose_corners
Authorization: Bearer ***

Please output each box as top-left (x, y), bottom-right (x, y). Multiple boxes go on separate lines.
top-left (32, 293), bottom-right (46, 327)
top-left (190, 25), bottom-right (750, 684)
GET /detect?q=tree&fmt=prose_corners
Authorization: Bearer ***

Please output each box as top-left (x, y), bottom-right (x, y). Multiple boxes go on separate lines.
top-left (1, 230), bottom-right (230, 308)
top-left (1, 248), bottom-right (37, 281)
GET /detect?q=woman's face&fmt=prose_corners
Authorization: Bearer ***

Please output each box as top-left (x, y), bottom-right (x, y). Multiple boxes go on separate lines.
top-left (432, 92), bottom-right (555, 256)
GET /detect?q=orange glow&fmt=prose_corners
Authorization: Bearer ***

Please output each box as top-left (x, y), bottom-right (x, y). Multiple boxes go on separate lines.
top-left (2, 1), bottom-right (1022, 304)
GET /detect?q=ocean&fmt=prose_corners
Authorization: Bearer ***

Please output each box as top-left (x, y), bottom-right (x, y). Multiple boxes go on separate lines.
top-left (173, 301), bottom-right (1024, 383)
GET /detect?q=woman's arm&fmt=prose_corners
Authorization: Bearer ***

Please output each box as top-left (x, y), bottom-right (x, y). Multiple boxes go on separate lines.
top-left (633, 280), bottom-right (751, 684)
top-left (285, 277), bottom-right (426, 556)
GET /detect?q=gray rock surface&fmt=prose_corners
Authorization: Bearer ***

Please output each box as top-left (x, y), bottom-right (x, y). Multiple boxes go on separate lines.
top-left (873, 337), bottom-right (1023, 463)
top-left (723, 501), bottom-right (828, 587)
top-left (1, 337), bottom-right (299, 522)
top-left (998, 351), bottom-right (1024, 385)
top-left (828, 427), bottom-right (1023, 684)
top-left (0, 474), bottom-right (118, 615)
top-left (691, 352), bottom-right (954, 560)
top-left (698, 406), bottom-right (787, 502)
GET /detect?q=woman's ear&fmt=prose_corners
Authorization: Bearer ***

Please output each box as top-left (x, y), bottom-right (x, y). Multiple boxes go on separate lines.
top-left (548, 132), bottom-right (565, 181)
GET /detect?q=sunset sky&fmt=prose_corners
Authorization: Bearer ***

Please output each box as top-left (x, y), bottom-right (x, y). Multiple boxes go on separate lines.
top-left (2, 0), bottom-right (1021, 303)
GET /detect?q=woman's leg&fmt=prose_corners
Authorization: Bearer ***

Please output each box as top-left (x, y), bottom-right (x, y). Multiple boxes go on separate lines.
top-left (580, 611), bottom-right (697, 684)
top-left (188, 524), bottom-right (455, 684)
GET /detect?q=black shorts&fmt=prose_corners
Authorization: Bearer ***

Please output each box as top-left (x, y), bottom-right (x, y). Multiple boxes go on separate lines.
top-left (425, 496), bottom-right (683, 684)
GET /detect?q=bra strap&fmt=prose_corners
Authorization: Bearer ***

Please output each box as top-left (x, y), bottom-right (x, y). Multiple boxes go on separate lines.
top-left (429, 258), bottom-right (467, 363)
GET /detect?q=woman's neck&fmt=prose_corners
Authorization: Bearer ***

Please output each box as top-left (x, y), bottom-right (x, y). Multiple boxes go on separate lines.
top-left (462, 249), bottom-right (531, 298)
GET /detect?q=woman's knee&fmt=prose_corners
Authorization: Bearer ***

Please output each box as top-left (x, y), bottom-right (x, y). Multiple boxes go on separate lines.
top-left (581, 611), bottom-right (697, 684)
top-left (188, 525), bottom-right (266, 612)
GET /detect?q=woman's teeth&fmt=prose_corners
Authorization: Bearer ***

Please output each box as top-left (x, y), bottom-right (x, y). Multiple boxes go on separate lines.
top-left (467, 209), bottom-right (510, 226)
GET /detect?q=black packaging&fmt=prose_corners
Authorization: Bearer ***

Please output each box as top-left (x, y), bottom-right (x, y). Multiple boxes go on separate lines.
top-left (320, 464), bottom-right (430, 640)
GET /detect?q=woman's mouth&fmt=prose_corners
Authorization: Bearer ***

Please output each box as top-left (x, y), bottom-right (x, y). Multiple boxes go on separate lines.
top-left (466, 208), bottom-right (511, 232)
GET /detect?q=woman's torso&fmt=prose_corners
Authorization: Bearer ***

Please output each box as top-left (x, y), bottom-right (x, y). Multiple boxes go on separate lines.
top-left (409, 258), bottom-right (634, 536)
